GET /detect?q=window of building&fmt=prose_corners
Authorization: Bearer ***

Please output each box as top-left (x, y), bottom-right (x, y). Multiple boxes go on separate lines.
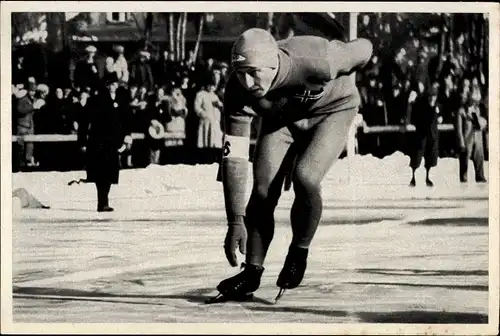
top-left (106, 12), bottom-right (129, 23)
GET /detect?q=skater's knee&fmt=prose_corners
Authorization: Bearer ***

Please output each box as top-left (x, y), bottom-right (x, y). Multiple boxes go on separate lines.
top-left (293, 166), bottom-right (321, 195)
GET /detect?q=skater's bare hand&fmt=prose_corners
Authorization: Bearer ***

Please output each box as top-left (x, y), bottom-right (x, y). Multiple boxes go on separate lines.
top-left (224, 224), bottom-right (247, 267)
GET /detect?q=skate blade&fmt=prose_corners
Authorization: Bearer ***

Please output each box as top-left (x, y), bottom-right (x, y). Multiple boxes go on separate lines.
top-left (205, 292), bottom-right (254, 304)
top-left (274, 288), bottom-right (286, 304)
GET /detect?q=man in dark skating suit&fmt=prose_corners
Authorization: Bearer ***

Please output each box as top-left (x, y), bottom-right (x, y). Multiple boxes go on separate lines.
top-left (208, 28), bottom-right (373, 303)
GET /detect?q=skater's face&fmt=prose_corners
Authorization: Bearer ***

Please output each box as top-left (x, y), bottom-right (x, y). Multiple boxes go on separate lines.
top-left (236, 66), bottom-right (277, 97)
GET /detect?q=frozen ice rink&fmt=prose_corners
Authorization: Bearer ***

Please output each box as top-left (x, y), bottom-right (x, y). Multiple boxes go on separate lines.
top-left (10, 153), bottom-right (491, 324)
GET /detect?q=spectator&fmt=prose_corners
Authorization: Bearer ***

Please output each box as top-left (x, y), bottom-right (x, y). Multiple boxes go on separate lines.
top-left (12, 54), bottom-right (29, 88)
top-left (73, 89), bottom-right (91, 133)
top-left (194, 79), bottom-right (223, 151)
top-left (438, 72), bottom-right (459, 123)
top-left (360, 76), bottom-right (385, 126)
top-left (16, 82), bottom-right (39, 168)
top-left (113, 45), bottom-right (129, 86)
top-left (33, 84), bottom-right (50, 134)
top-left (405, 82), bottom-right (442, 187)
top-left (145, 87), bottom-right (170, 164)
top-left (198, 57), bottom-right (215, 83)
top-left (165, 87), bottom-right (188, 146)
top-left (104, 56), bottom-right (116, 76)
top-left (179, 75), bottom-right (195, 102)
top-left (73, 45), bottom-right (103, 95)
top-left (130, 51), bottom-right (154, 93)
top-left (212, 68), bottom-right (222, 87)
top-left (12, 85), bottom-right (19, 136)
top-left (184, 49), bottom-right (197, 70)
top-left (77, 72), bottom-right (132, 212)
top-left (455, 87), bottom-right (487, 183)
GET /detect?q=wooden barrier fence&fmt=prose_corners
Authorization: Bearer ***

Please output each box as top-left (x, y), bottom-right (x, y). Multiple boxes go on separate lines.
top-left (11, 124), bottom-right (456, 144)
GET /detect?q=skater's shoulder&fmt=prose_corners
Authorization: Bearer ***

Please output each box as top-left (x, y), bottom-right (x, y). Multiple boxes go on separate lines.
top-left (278, 35), bottom-right (330, 55)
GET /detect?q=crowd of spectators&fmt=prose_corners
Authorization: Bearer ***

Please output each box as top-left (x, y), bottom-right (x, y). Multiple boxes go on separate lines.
top-left (357, 13), bottom-right (487, 123)
top-left (12, 13), bottom-right (489, 170)
top-left (12, 38), bottom-right (229, 170)
top-left (355, 13), bottom-right (488, 157)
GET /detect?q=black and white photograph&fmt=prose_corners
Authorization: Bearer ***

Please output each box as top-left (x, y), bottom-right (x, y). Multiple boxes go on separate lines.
top-left (1, 1), bottom-right (499, 335)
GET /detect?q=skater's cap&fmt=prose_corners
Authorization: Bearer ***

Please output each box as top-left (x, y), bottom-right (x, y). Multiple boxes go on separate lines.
top-left (231, 28), bottom-right (279, 69)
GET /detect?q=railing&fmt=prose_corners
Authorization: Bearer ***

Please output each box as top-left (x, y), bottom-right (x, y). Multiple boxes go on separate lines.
top-left (11, 124), bottom-right (456, 143)
top-left (360, 123), bottom-right (455, 134)
top-left (11, 132), bottom-right (186, 142)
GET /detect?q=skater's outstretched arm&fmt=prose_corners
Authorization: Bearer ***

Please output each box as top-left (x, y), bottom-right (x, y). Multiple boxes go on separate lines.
top-left (327, 38), bottom-right (373, 78)
top-left (220, 77), bottom-right (254, 266)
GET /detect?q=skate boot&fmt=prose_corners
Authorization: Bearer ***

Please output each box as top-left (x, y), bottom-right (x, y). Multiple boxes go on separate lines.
top-left (275, 247), bottom-right (308, 303)
top-left (205, 263), bottom-right (264, 304)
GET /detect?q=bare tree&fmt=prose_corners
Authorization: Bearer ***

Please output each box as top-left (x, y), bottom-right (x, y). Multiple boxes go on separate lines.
top-left (168, 13), bottom-right (175, 54)
top-left (130, 13), bottom-right (145, 34)
top-left (174, 13), bottom-right (181, 60)
top-left (45, 12), bottom-right (66, 52)
top-left (144, 13), bottom-right (153, 42)
top-left (266, 12), bottom-right (274, 33)
top-left (193, 14), bottom-right (205, 62)
top-left (180, 12), bottom-right (188, 61)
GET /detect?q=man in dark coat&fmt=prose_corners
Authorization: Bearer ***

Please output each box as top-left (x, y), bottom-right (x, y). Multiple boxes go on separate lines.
top-left (405, 82), bottom-right (441, 187)
top-left (77, 72), bottom-right (132, 212)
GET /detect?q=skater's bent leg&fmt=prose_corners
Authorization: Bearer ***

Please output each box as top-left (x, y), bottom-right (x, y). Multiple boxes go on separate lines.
top-left (290, 109), bottom-right (358, 249)
top-left (245, 121), bottom-right (294, 267)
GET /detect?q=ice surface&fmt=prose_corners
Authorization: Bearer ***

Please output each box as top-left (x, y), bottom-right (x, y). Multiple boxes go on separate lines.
top-left (10, 153), bottom-right (491, 324)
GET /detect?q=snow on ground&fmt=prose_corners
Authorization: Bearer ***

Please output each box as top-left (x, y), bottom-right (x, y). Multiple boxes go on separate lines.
top-left (11, 152), bottom-right (489, 214)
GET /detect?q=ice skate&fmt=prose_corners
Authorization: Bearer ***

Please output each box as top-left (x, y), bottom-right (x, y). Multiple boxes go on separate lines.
top-left (275, 247), bottom-right (308, 303)
top-left (205, 263), bottom-right (264, 304)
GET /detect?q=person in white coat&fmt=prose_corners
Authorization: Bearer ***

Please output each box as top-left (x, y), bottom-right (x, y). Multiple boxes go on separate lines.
top-left (194, 79), bottom-right (224, 150)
